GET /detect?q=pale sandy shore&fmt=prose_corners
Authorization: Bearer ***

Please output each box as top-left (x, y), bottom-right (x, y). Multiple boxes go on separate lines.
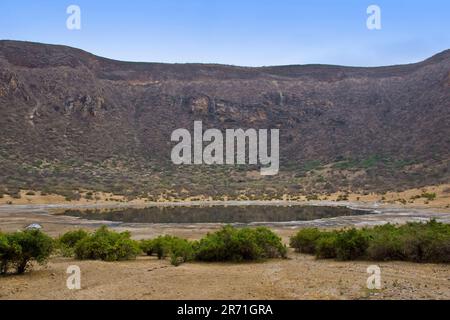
top-left (1, 200), bottom-right (450, 237)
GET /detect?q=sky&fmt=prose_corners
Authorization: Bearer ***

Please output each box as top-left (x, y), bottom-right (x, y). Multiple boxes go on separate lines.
top-left (0, 0), bottom-right (449, 67)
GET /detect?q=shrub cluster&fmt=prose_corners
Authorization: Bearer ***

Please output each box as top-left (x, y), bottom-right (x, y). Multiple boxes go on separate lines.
top-left (0, 230), bottom-right (54, 274)
top-left (140, 226), bottom-right (287, 265)
top-left (290, 220), bottom-right (450, 263)
top-left (195, 226), bottom-right (287, 262)
top-left (57, 229), bottom-right (89, 257)
top-left (1, 226), bottom-right (286, 273)
top-left (140, 235), bottom-right (194, 266)
top-left (73, 226), bottom-right (141, 261)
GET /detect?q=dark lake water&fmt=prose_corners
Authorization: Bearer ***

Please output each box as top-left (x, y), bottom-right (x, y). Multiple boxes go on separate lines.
top-left (59, 205), bottom-right (372, 224)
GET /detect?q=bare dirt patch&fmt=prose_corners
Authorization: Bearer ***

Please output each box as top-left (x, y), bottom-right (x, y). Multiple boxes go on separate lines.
top-left (0, 253), bottom-right (448, 300)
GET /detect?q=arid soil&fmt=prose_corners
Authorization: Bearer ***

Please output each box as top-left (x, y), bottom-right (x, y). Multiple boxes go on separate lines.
top-left (1, 251), bottom-right (449, 300)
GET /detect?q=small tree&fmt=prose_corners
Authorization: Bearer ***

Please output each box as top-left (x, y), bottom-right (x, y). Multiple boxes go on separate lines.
top-left (0, 233), bottom-right (20, 274)
top-left (6, 230), bottom-right (54, 274)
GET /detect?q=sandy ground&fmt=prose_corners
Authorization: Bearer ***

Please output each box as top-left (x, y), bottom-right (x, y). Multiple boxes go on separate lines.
top-left (1, 184), bottom-right (450, 209)
top-left (1, 252), bottom-right (449, 300)
top-left (0, 200), bottom-right (449, 300)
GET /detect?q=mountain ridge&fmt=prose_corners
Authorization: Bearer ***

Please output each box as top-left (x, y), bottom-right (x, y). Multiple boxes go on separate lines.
top-left (1, 40), bottom-right (449, 77)
top-left (0, 40), bottom-right (449, 200)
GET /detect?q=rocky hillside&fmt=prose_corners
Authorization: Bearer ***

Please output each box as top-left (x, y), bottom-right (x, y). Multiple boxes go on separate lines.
top-left (0, 40), bottom-right (449, 200)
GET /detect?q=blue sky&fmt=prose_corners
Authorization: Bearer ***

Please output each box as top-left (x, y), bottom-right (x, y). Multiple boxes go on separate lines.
top-left (0, 0), bottom-right (449, 66)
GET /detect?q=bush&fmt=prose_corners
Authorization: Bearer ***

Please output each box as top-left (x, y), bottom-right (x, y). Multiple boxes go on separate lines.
top-left (398, 220), bottom-right (450, 263)
top-left (153, 236), bottom-right (177, 259)
top-left (1, 230), bottom-right (54, 274)
top-left (252, 227), bottom-right (287, 259)
top-left (290, 219), bottom-right (450, 263)
top-left (140, 239), bottom-right (154, 256)
top-left (365, 220), bottom-right (449, 263)
top-left (140, 227), bottom-right (285, 266)
top-left (334, 228), bottom-right (369, 260)
top-left (366, 224), bottom-right (405, 261)
top-left (0, 233), bottom-right (18, 274)
top-left (140, 236), bottom-right (194, 266)
top-left (195, 226), bottom-right (286, 262)
top-left (289, 228), bottom-right (322, 254)
top-left (421, 192), bottom-right (436, 201)
top-left (57, 229), bottom-right (89, 257)
top-left (315, 232), bottom-right (338, 259)
top-left (74, 226), bottom-right (140, 261)
top-left (168, 238), bottom-right (194, 266)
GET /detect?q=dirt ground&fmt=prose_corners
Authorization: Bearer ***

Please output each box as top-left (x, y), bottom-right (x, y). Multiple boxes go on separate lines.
top-left (1, 251), bottom-right (449, 300)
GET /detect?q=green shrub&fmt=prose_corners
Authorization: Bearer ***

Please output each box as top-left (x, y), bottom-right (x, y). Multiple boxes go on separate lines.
top-left (421, 192), bottom-right (436, 201)
top-left (195, 226), bottom-right (286, 262)
top-left (366, 224), bottom-right (405, 261)
top-left (252, 227), bottom-right (287, 259)
top-left (74, 226), bottom-right (140, 261)
top-left (140, 236), bottom-right (194, 266)
top-left (290, 219), bottom-right (450, 263)
top-left (168, 238), bottom-right (194, 266)
top-left (334, 228), bottom-right (369, 260)
top-left (140, 239), bottom-right (154, 256)
top-left (57, 229), bottom-right (89, 257)
top-left (152, 236), bottom-right (176, 259)
top-left (0, 233), bottom-right (19, 274)
top-left (1, 230), bottom-right (54, 274)
top-left (315, 232), bottom-right (338, 259)
top-left (289, 228), bottom-right (322, 254)
top-left (366, 220), bottom-right (450, 263)
top-left (398, 220), bottom-right (450, 263)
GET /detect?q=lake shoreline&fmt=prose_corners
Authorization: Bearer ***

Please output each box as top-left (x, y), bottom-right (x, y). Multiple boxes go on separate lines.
top-left (1, 200), bottom-right (449, 300)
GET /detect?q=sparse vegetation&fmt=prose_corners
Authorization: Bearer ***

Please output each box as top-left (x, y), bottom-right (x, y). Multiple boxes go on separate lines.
top-left (421, 192), bottom-right (436, 201)
top-left (336, 194), bottom-right (349, 201)
top-left (410, 192), bottom-right (437, 201)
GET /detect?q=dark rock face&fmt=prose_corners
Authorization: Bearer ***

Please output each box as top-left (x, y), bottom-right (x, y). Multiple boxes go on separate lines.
top-left (0, 40), bottom-right (449, 198)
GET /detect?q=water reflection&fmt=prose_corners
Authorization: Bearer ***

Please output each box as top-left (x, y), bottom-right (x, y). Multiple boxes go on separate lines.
top-left (59, 205), bottom-right (372, 224)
